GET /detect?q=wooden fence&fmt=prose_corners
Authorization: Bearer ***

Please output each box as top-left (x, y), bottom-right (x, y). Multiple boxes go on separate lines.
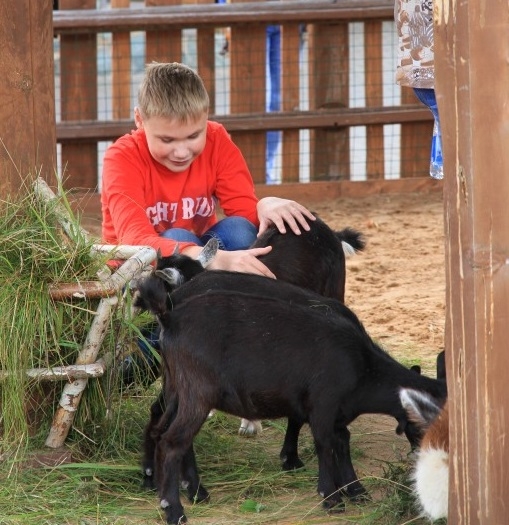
top-left (53, 0), bottom-right (435, 194)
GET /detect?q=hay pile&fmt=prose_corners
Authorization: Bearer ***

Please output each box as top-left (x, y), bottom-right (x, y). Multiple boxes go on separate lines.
top-left (0, 176), bottom-right (134, 454)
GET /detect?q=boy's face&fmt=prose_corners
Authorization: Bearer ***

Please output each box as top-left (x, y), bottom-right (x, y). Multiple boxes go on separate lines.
top-left (135, 108), bottom-right (208, 173)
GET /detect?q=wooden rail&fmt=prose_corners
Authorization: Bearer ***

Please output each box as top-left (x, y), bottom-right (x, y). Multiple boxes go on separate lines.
top-left (53, 0), bottom-right (432, 188)
top-left (52, 1), bottom-right (394, 33)
top-left (56, 106), bottom-right (432, 142)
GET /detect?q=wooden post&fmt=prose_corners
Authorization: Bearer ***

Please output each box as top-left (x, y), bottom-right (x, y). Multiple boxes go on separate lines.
top-left (59, 0), bottom-right (98, 190)
top-left (280, 18), bottom-right (300, 183)
top-left (364, 21), bottom-right (384, 179)
top-left (230, 0), bottom-right (266, 184)
top-left (111, 0), bottom-right (132, 120)
top-left (145, 0), bottom-right (182, 64)
top-left (400, 87), bottom-right (432, 178)
top-left (188, 0), bottom-right (216, 112)
top-left (435, 1), bottom-right (509, 522)
top-left (308, 21), bottom-right (349, 181)
top-left (0, 0), bottom-right (57, 194)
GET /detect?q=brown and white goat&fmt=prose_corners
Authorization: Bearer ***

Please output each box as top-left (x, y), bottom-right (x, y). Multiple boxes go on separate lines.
top-left (399, 388), bottom-right (449, 521)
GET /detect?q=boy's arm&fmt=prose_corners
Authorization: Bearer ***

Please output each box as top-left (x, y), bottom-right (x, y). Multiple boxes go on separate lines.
top-left (101, 148), bottom-right (197, 256)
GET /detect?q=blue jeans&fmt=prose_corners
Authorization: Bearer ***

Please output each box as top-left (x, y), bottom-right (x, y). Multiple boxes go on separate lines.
top-left (160, 216), bottom-right (257, 250)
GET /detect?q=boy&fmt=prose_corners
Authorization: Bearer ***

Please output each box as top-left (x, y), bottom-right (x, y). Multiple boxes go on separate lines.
top-left (101, 62), bottom-right (315, 278)
top-left (101, 62), bottom-right (315, 387)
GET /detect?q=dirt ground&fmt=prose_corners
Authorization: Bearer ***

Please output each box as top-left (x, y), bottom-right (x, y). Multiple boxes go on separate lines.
top-left (311, 189), bottom-right (446, 375)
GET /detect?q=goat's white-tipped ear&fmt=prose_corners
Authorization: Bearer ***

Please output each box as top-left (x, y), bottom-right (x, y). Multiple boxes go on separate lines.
top-left (172, 243), bottom-right (180, 255)
top-left (400, 388), bottom-right (442, 427)
top-left (197, 238), bottom-right (219, 267)
top-left (155, 268), bottom-right (184, 287)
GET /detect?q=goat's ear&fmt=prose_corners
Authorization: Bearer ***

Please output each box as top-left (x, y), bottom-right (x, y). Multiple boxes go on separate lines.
top-left (172, 243), bottom-right (180, 255)
top-left (197, 238), bottom-right (219, 267)
top-left (155, 268), bottom-right (184, 287)
top-left (399, 388), bottom-right (442, 427)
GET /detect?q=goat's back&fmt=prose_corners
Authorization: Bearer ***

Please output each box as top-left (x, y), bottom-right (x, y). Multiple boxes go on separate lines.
top-left (252, 216), bottom-right (364, 301)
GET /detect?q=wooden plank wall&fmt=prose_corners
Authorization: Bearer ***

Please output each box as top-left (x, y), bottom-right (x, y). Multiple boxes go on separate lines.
top-left (0, 0), bottom-right (57, 194)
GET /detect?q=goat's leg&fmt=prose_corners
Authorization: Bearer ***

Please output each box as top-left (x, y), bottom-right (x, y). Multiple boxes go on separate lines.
top-left (142, 391), bottom-right (167, 490)
top-left (332, 426), bottom-right (367, 501)
top-left (279, 417), bottom-right (305, 470)
top-left (309, 417), bottom-right (345, 512)
top-left (158, 412), bottom-right (208, 525)
top-left (180, 443), bottom-right (210, 504)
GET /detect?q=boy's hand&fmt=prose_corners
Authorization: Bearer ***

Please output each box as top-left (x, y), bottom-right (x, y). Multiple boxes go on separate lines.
top-left (256, 197), bottom-right (315, 236)
top-left (206, 246), bottom-right (276, 278)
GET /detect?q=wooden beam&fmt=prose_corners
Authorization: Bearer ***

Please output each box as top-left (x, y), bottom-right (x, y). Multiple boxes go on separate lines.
top-left (56, 106), bottom-right (433, 142)
top-left (436, 0), bottom-right (509, 522)
top-left (52, 0), bottom-right (394, 34)
top-left (0, 0), bottom-right (57, 194)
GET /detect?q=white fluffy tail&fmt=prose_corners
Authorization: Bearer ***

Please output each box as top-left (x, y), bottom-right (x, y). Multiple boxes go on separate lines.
top-left (414, 446), bottom-right (449, 520)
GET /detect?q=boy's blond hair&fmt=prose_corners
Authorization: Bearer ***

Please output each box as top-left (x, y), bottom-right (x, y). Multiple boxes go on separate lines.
top-left (138, 62), bottom-right (209, 122)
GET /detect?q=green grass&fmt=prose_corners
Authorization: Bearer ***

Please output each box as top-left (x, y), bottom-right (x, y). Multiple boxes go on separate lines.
top-left (0, 406), bottom-right (433, 525)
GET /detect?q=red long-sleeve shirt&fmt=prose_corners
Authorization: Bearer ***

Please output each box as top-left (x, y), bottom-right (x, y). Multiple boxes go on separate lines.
top-left (101, 121), bottom-right (259, 256)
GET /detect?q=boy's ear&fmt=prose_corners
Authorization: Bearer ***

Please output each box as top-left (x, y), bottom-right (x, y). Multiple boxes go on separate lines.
top-left (134, 107), bottom-right (144, 129)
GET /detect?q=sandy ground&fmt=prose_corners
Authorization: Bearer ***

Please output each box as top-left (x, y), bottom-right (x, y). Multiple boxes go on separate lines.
top-left (311, 190), bottom-right (446, 374)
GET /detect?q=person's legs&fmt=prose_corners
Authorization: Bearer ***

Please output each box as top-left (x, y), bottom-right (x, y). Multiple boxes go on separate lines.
top-left (201, 216), bottom-right (257, 250)
top-left (413, 88), bottom-right (443, 179)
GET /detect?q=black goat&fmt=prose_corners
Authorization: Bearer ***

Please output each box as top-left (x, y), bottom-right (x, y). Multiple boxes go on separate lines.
top-left (253, 215), bottom-right (365, 303)
top-left (149, 216), bottom-right (364, 436)
top-left (135, 274), bottom-right (446, 525)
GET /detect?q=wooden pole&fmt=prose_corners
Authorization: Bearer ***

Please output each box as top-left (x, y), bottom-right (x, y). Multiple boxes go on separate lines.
top-left (435, 1), bottom-right (509, 522)
top-left (230, 0), bottom-right (266, 183)
top-left (309, 20), bottom-right (349, 181)
top-left (59, 0), bottom-right (98, 190)
top-left (364, 20), bottom-right (384, 179)
top-left (111, 0), bottom-right (132, 120)
top-left (0, 0), bottom-right (57, 194)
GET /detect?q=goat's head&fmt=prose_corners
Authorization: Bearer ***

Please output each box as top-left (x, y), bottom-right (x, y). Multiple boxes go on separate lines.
top-left (154, 237), bottom-right (219, 290)
top-left (134, 238), bottom-right (219, 316)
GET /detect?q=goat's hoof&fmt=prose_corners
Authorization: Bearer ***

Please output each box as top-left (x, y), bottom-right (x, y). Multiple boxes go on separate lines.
top-left (322, 498), bottom-right (346, 514)
top-left (187, 485), bottom-right (210, 504)
top-left (281, 457), bottom-right (305, 471)
top-left (162, 500), bottom-right (187, 524)
top-left (238, 419), bottom-right (263, 436)
top-left (346, 486), bottom-right (369, 503)
top-left (142, 476), bottom-right (156, 491)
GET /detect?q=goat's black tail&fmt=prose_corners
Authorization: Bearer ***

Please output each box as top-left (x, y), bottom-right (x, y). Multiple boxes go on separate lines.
top-left (336, 227), bottom-right (366, 256)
